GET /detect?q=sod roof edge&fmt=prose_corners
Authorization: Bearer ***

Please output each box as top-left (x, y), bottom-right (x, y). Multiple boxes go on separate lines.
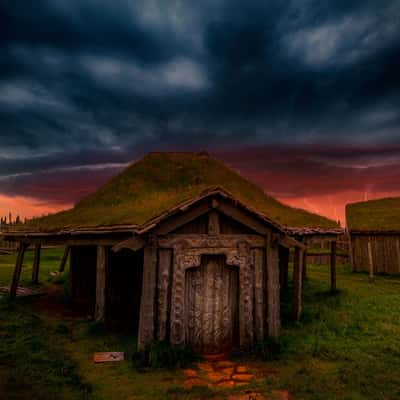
top-left (4, 152), bottom-right (339, 234)
top-left (346, 197), bottom-right (400, 232)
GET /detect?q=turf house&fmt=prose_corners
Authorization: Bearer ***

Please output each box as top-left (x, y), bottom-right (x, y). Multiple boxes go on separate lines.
top-left (3, 152), bottom-right (341, 354)
top-left (346, 197), bottom-right (400, 276)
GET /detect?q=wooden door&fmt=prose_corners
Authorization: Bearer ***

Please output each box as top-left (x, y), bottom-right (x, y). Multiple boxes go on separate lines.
top-left (185, 255), bottom-right (239, 354)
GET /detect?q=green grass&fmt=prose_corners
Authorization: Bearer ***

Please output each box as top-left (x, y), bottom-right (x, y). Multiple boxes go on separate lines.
top-left (18, 152), bottom-right (338, 231)
top-left (346, 196), bottom-right (400, 231)
top-left (1, 250), bottom-right (400, 399)
top-left (0, 247), bottom-right (68, 288)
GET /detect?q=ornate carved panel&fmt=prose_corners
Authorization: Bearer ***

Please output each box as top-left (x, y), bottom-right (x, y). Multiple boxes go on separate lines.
top-left (185, 256), bottom-right (239, 353)
top-left (168, 238), bottom-right (255, 351)
top-left (157, 249), bottom-right (172, 341)
top-left (158, 234), bottom-right (264, 249)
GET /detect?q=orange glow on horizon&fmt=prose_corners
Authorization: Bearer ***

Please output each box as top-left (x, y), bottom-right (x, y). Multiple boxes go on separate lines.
top-left (0, 194), bottom-right (72, 221)
top-left (2, 190), bottom-right (400, 227)
top-left (279, 190), bottom-right (400, 227)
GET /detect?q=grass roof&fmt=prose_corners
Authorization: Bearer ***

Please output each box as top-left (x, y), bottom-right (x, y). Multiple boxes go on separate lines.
top-left (21, 152), bottom-right (338, 232)
top-left (346, 197), bottom-right (400, 232)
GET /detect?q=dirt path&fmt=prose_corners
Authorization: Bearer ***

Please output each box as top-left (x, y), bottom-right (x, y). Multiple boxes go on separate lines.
top-left (182, 354), bottom-right (290, 399)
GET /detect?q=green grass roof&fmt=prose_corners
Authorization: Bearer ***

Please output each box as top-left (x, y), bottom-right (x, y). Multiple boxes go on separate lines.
top-left (21, 152), bottom-right (338, 232)
top-left (346, 197), bottom-right (400, 232)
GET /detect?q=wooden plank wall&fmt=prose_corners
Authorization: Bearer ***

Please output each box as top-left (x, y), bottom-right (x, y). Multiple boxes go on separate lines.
top-left (351, 234), bottom-right (400, 274)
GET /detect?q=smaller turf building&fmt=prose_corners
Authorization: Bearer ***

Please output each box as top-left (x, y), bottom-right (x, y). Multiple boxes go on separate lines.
top-left (346, 197), bottom-right (400, 275)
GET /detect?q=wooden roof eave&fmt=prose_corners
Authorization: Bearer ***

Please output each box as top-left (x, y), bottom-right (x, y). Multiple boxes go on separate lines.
top-left (0, 225), bottom-right (138, 242)
top-left (136, 187), bottom-right (286, 236)
top-left (285, 227), bottom-right (344, 237)
top-left (348, 229), bottom-right (400, 235)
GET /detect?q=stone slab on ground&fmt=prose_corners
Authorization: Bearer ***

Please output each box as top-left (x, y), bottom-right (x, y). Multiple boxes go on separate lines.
top-left (93, 352), bottom-right (125, 363)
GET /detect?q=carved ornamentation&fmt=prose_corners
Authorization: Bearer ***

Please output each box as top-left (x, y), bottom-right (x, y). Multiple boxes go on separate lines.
top-left (157, 249), bottom-right (172, 341)
top-left (168, 238), bottom-right (255, 350)
top-left (158, 234), bottom-right (264, 249)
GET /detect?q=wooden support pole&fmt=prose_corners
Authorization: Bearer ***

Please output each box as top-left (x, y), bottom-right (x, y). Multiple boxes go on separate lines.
top-left (293, 246), bottom-right (303, 321)
top-left (32, 244), bottom-right (41, 284)
top-left (279, 246), bottom-right (289, 290)
top-left (330, 241), bottom-right (337, 292)
top-left (346, 229), bottom-right (355, 271)
top-left (254, 248), bottom-right (264, 342)
top-left (267, 237), bottom-right (280, 336)
top-left (138, 241), bottom-right (158, 349)
top-left (208, 210), bottom-right (220, 235)
top-left (94, 246), bottom-right (108, 323)
top-left (302, 246), bottom-right (307, 283)
top-left (10, 242), bottom-right (28, 299)
top-left (59, 246), bottom-right (70, 272)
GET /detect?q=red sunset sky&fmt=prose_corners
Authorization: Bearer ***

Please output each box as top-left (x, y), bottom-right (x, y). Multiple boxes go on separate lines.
top-left (1, 144), bottom-right (399, 227)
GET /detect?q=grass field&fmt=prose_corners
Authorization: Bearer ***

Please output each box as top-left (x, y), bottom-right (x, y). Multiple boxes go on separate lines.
top-left (1, 248), bottom-right (400, 399)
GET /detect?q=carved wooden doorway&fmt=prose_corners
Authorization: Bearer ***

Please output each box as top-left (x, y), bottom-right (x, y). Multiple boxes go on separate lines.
top-left (185, 255), bottom-right (239, 354)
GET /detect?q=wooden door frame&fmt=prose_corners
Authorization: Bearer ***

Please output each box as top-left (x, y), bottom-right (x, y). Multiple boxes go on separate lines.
top-left (167, 237), bottom-right (257, 351)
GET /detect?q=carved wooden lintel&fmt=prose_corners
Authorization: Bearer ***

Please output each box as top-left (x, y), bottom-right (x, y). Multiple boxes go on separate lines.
top-left (158, 234), bottom-right (264, 249)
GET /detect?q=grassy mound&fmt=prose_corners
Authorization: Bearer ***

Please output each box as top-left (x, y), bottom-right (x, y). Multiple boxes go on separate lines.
top-left (23, 152), bottom-right (338, 232)
top-left (346, 197), bottom-right (400, 231)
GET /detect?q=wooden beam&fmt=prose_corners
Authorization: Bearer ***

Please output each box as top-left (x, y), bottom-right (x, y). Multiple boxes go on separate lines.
top-left (157, 249), bottom-right (172, 341)
top-left (279, 235), bottom-right (306, 250)
top-left (138, 242), bottom-right (158, 349)
top-left (9, 242), bottom-right (28, 299)
top-left (59, 246), bottom-right (70, 272)
top-left (154, 202), bottom-right (211, 235)
top-left (330, 241), bottom-right (337, 291)
top-left (208, 210), bottom-right (220, 235)
top-left (254, 248), bottom-right (265, 341)
top-left (112, 236), bottom-right (146, 252)
top-left (279, 246), bottom-right (289, 290)
top-left (94, 246), bottom-right (108, 323)
top-left (302, 246), bottom-right (307, 283)
top-left (32, 244), bottom-right (41, 284)
top-left (346, 229), bottom-right (355, 272)
top-left (218, 202), bottom-right (269, 235)
top-left (293, 247), bottom-right (303, 321)
top-left (266, 236), bottom-right (280, 336)
top-left (158, 234), bottom-right (265, 249)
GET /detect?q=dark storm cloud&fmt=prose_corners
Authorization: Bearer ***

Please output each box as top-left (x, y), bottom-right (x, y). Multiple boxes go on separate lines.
top-left (0, 0), bottom-right (400, 199)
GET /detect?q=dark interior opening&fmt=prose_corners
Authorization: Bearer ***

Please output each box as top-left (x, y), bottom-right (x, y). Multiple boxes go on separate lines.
top-left (70, 245), bottom-right (97, 316)
top-left (106, 248), bottom-right (144, 335)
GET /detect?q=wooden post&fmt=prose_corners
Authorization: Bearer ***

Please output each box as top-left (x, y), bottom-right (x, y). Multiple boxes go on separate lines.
top-left (10, 242), bottom-right (28, 299)
top-left (302, 244), bottom-right (307, 283)
top-left (157, 249), bottom-right (172, 341)
top-left (293, 246), bottom-right (303, 321)
top-left (367, 238), bottom-right (374, 280)
top-left (208, 210), bottom-right (220, 235)
top-left (279, 246), bottom-right (289, 290)
top-left (138, 241), bottom-right (158, 349)
top-left (59, 246), bottom-right (70, 272)
top-left (266, 236), bottom-right (280, 336)
top-left (94, 246), bottom-right (108, 323)
top-left (254, 248), bottom-right (264, 341)
top-left (32, 244), bottom-right (41, 284)
top-left (330, 241), bottom-right (337, 292)
top-left (346, 229), bottom-right (355, 271)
